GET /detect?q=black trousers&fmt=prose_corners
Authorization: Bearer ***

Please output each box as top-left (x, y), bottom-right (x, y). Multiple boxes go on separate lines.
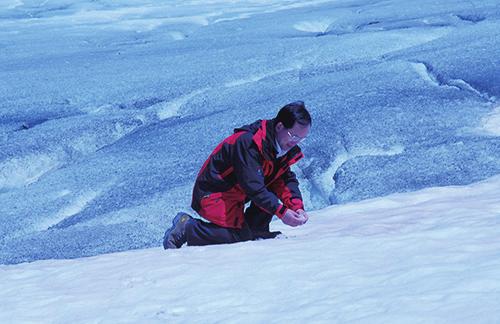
top-left (185, 202), bottom-right (279, 246)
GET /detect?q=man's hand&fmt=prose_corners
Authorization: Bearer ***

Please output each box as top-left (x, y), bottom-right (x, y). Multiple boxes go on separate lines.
top-left (296, 209), bottom-right (309, 224)
top-left (281, 209), bottom-right (306, 227)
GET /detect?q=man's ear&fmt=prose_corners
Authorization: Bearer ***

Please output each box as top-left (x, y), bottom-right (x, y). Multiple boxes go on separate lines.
top-left (275, 121), bottom-right (284, 132)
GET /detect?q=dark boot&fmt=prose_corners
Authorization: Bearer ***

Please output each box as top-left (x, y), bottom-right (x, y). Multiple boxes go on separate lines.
top-left (163, 212), bottom-right (193, 249)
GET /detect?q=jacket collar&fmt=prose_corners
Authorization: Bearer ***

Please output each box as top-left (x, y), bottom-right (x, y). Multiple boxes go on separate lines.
top-left (252, 119), bottom-right (303, 162)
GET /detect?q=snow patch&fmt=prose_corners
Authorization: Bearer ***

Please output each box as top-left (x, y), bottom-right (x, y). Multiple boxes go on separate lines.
top-left (1, 0), bottom-right (336, 31)
top-left (55, 190), bottom-right (71, 198)
top-left (169, 31), bottom-right (186, 40)
top-left (411, 62), bottom-right (439, 86)
top-left (38, 190), bottom-right (101, 231)
top-left (1, 0), bottom-right (23, 10)
top-left (481, 106), bottom-right (500, 136)
top-left (293, 20), bottom-right (331, 34)
top-left (447, 78), bottom-right (494, 101)
top-left (69, 134), bottom-right (100, 155)
top-left (134, 114), bottom-right (147, 124)
top-left (112, 121), bottom-right (136, 139)
top-left (69, 121), bottom-right (140, 155)
top-left (212, 1), bottom-right (335, 24)
top-left (213, 13), bottom-right (252, 24)
top-left (156, 89), bottom-right (207, 120)
top-left (110, 16), bottom-right (210, 32)
top-left (224, 65), bottom-right (300, 87)
top-left (112, 19), bottom-right (165, 32)
top-left (0, 153), bottom-right (61, 191)
top-left (57, 7), bottom-right (153, 24)
top-left (4, 6), bottom-right (210, 31)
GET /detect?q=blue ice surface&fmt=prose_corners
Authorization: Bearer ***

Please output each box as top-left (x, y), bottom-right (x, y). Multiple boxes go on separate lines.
top-left (0, 0), bottom-right (499, 264)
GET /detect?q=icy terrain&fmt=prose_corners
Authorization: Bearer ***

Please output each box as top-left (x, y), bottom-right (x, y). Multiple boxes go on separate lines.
top-left (1, 0), bottom-right (499, 263)
top-left (1, 176), bottom-right (500, 323)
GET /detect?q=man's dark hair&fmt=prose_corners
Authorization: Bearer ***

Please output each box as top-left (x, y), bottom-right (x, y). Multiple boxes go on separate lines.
top-left (275, 101), bottom-right (312, 128)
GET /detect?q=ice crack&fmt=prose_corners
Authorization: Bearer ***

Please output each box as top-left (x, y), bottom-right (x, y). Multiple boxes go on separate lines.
top-left (411, 61), bottom-right (495, 102)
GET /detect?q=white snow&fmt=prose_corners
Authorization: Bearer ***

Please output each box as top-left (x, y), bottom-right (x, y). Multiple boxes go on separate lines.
top-left (0, 0), bottom-right (333, 31)
top-left (0, 153), bottom-right (61, 189)
top-left (224, 65), bottom-right (301, 87)
top-left (168, 31), bottom-right (187, 40)
top-left (293, 20), bottom-right (332, 34)
top-left (37, 189), bottom-right (102, 231)
top-left (1, 175), bottom-right (500, 323)
top-left (0, 0), bottom-right (23, 10)
top-left (156, 88), bottom-right (208, 120)
top-left (412, 62), bottom-right (440, 86)
top-left (480, 106), bottom-right (500, 136)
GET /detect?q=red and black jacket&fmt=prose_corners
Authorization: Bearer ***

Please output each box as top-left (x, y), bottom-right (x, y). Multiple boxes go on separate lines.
top-left (191, 119), bottom-right (304, 229)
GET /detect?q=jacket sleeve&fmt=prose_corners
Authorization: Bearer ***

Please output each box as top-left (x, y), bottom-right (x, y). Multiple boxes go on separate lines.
top-left (269, 169), bottom-right (304, 211)
top-left (232, 133), bottom-right (288, 218)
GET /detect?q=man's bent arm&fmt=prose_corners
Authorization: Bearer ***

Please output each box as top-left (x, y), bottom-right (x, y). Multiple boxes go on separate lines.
top-left (232, 133), bottom-right (287, 218)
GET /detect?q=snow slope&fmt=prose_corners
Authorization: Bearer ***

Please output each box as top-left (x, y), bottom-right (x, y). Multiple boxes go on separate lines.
top-left (1, 175), bottom-right (499, 323)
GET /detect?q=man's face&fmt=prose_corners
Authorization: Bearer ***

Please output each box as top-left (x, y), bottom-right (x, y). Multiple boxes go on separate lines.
top-left (275, 121), bottom-right (310, 152)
